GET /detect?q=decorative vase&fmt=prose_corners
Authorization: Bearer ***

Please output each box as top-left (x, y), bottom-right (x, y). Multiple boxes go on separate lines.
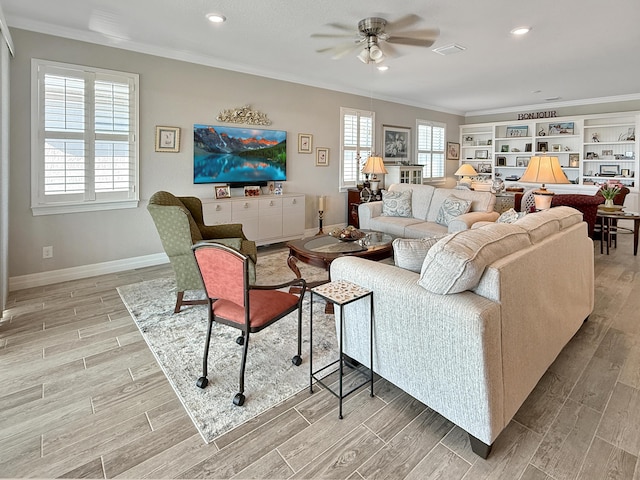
top-left (604, 198), bottom-right (615, 208)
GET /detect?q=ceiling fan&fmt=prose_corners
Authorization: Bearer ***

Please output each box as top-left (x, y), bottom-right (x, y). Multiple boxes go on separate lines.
top-left (311, 14), bottom-right (440, 64)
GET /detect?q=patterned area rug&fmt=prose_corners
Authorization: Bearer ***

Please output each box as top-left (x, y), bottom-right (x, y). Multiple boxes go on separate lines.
top-left (117, 249), bottom-right (336, 443)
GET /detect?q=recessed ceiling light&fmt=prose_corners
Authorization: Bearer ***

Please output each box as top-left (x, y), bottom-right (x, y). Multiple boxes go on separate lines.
top-left (206, 13), bottom-right (226, 23)
top-left (510, 26), bottom-right (531, 35)
top-left (377, 65), bottom-right (389, 71)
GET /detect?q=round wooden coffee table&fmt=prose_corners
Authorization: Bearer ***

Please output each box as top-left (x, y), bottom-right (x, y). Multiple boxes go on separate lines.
top-left (286, 231), bottom-right (394, 311)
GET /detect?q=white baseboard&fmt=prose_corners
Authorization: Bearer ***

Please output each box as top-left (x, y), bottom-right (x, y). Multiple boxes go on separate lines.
top-left (9, 253), bottom-right (169, 291)
top-left (9, 224), bottom-right (348, 292)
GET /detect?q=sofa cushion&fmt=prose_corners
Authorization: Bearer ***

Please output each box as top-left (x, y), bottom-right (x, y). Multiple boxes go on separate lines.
top-left (513, 211), bottom-right (561, 243)
top-left (368, 216), bottom-right (425, 238)
top-left (403, 221), bottom-right (449, 238)
top-left (382, 189), bottom-right (413, 217)
top-left (426, 188), bottom-right (496, 223)
top-left (393, 236), bottom-right (444, 273)
top-left (418, 223), bottom-right (532, 294)
top-left (436, 196), bottom-right (472, 226)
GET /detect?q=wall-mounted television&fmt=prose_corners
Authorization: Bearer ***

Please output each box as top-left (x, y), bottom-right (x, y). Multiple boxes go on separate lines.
top-left (193, 124), bottom-right (286, 186)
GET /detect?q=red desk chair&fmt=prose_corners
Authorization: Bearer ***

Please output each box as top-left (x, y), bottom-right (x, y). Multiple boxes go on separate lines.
top-left (192, 243), bottom-right (306, 406)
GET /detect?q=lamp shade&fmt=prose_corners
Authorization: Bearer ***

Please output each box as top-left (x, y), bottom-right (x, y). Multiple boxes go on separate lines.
top-left (519, 156), bottom-right (570, 185)
top-left (362, 156), bottom-right (388, 175)
top-left (454, 164), bottom-right (478, 177)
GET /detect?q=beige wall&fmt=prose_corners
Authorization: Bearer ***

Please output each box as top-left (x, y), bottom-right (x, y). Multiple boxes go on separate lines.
top-left (8, 28), bottom-right (463, 279)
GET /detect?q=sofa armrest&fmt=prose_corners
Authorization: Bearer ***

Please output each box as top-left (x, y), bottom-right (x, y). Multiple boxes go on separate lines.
top-left (448, 211), bottom-right (500, 232)
top-left (358, 201), bottom-right (383, 230)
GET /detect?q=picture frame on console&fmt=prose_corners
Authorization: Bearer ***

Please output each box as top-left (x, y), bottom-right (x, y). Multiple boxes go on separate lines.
top-left (215, 184), bottom-right (231, 199)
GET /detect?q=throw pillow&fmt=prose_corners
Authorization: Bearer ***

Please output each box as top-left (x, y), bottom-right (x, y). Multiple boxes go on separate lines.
top-left (418, 223), bottom-right (531, 294)
top-left (435, 195), bottom-right (472, 226)
top-left (393, 236), bottom-right (443, 273)
top-left (382, 190), bottom-right (412, 217)
top-left (496, 208), bottom-right (525, 224)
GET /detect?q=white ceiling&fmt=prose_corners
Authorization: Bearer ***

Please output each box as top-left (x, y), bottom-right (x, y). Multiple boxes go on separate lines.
top-left (2, 0), bottom-right (640, 116)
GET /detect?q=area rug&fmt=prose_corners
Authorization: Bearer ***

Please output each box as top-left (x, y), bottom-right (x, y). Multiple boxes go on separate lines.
top-left (117, 250), bottom-right (336, 443)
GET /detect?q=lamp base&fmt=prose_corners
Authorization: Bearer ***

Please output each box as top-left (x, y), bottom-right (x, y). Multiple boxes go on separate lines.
top-left (533, 187), bottom-right (554, 210)
top-left (370, 180), bottom-right (379, 193)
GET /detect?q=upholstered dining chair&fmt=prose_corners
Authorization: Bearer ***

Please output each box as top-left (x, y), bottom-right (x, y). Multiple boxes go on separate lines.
top-left (192, 242), bottom-right (306, 406)
top-left (147, 191), bottom-right (257, 313)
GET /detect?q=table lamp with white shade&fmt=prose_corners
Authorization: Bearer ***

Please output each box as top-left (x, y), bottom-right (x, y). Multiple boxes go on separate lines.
top-left (519, 156), bottom-right (570, 210)
top-left (454, 163), bottom-right (478, 185)
top-left (362, 155), bottom-right (388, 192)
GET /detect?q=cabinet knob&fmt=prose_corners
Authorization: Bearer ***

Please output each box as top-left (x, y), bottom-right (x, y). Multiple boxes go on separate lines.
top-left (216, 205), bottom-right (221, 211)
top-left (269, 200), bottom-right (274, 206)
top-left (244, 202), bottom-right (249, 208)
top-left (292, 199), bottom-right (297, 204)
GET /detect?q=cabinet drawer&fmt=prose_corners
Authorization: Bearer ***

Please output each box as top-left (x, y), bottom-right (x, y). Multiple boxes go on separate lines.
top-left (232, 199), bottom-right (259, 219)
top-left (202, 201), bottom-right (232, 224)
top-left (259, 197), bottom-right (283, 212)
top-left (282, 195), bottom-right (304, 210)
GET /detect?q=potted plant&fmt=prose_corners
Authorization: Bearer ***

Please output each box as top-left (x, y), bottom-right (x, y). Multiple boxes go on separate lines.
top-left (600, 184), bottom-right (621, 209)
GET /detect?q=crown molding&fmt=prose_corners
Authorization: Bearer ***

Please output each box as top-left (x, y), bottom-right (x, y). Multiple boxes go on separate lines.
top-left (464, 93), bottom-right (640, 118)
top-left (0, 4), bottom-right (15, 55)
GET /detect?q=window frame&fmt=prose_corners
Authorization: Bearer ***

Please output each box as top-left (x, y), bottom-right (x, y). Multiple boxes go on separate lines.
top-left (339, 107), bottom-right (375, 192)
top-left (415, 119), bottom-right (446, 184)
top-left (31, 59), bottom-right (139, 215)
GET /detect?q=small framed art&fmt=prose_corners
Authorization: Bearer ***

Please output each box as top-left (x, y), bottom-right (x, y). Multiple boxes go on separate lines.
top-left (215, 184), bottom-right (231, 199)
top-left (475, 149), bottom-right (488, 159)
top-left (569, 154), bottom-right (580, 167)
top-left (447, 142), bottom-right (460, 160)
top-left (155, 126), bottom-right (181, 152)
top-left (316, 147), bottom-right (329, 166)
top-left (505, 125), bottom-right (528, 137)
top-left (298, 133), bottom-right (313, 153)
top-left (244, 186), bottom-right (261, 196)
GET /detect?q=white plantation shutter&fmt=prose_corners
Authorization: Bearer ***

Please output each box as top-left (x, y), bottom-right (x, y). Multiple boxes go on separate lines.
top-left (32, 60), bottom-right (139, 214)
top-left (416, 120), bottom-right (446, 181)
top-left (340, 107), bottom-right (374, 190)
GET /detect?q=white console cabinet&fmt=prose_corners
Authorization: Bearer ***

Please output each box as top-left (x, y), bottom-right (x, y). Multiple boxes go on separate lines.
top-left (201, 193), bottom-right (305, 246)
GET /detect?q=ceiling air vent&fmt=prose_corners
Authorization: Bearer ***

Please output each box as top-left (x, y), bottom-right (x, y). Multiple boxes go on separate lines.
top-left (432, 43), bottom-right (466, 56)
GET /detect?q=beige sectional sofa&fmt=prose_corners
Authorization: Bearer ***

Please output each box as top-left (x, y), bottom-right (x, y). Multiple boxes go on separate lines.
top-left (358, 183), bottom-right (499, 237)
top-left (330, 206), bottom-right (594, 458)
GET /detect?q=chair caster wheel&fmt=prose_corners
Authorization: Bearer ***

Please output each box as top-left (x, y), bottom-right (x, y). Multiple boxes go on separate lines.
top-left (233, 393), bottom-right (245, 406)
top-left (236, 336), bottom-right (245, 346)
top-left (196, 376), bottom-right (208, 389)
top-left (292, 355), bottom-right (302, 366)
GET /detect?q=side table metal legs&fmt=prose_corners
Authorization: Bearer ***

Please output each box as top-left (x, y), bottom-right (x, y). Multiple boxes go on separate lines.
top-left (309, 281), bottom-right (374, 419)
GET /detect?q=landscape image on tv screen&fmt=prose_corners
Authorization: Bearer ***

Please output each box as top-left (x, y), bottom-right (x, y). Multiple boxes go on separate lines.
top-left (193, 124), bottom-right (286, 185)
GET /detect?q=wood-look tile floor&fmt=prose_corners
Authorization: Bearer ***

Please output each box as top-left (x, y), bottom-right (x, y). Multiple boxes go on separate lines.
top-left (1, 236), bottom-right (640, 479)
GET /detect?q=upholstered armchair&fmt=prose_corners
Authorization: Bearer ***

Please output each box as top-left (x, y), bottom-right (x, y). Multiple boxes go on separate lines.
top-left (550, 194), bottom-right (603, 238)
top-left (147, 191), bottom-right (257, 312)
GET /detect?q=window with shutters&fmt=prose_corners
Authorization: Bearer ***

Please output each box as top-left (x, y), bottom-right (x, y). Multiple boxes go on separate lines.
top-left (31, 59), bottom-right (139, 215)
top-left (340, 107), bottom-right (375, 191)
top-left (416, 120), bottom-right (446, 182)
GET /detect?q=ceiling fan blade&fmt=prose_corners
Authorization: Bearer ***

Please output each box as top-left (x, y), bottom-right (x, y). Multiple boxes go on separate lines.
top-left (326, 22), bottom-right (357, 33)
top-left (311, 32), bottom-right (358, 39)
top-left (386, 28), bottom-right (440, 47)
top-left (384, 14), bottom-right (421, 32)
top-left (316, 41), bottom-right (363, 59)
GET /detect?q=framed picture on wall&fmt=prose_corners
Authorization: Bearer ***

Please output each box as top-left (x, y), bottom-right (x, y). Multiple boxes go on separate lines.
top-left (447, 142), bottom-right (460, 160)
top-left (316, 147), bottom-right (329, 166)
top-left (383, 125), bottom-right (410, 162)
top-left (155, 126), bottom-right (181, 152)
top-left (298, 133), bottom-right (313, 153)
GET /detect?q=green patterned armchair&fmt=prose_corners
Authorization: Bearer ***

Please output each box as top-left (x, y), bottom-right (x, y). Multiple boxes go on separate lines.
top-left (147, 191), bottom-right (258, 312)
